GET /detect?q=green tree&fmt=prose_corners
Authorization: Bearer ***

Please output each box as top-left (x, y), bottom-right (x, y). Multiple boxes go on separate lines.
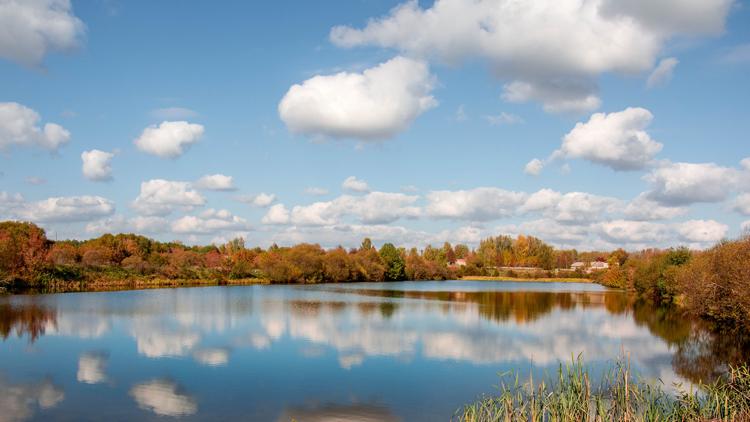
top-left (379, 243), bottom-right (406, 281)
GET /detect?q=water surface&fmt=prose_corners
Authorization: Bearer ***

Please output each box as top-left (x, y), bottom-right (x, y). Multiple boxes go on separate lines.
top-left (0, 281), bottom-right (733, 421)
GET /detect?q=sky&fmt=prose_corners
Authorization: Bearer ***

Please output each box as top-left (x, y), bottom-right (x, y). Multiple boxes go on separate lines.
top-left (1, 0), bottom-right (749, 251)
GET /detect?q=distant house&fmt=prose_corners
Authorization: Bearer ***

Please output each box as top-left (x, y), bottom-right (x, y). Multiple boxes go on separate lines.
top-left (454, 258), bottom-right (467, 267)
top-left (589, 261), bottom-right (609, 271)
top-left (570, 262), bottom-right (586, 271)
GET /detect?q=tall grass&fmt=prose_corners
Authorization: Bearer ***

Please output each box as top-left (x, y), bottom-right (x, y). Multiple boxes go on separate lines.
top-left (455, 355), bottom-right (750, 422)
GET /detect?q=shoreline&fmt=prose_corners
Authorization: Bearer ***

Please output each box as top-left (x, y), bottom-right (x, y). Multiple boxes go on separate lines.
top-left (1, 276), bottom-right (598, 295)
top-left (460, 275), bottom-right (592, 283)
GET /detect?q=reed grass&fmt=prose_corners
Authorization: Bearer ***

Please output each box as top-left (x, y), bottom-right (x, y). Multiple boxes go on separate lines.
top-left (455, 354), bottom-right (750, 422)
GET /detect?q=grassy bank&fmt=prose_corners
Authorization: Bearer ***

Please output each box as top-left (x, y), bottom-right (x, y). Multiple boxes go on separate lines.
top-left (455, 356), bottom-right (750, 422)
top-left (461, 275), bottom-right (592, 283)
top-left (5, 277), bottom-right (269, 294)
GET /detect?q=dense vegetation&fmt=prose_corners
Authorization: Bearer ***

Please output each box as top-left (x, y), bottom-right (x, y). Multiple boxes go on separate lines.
top-left (592, 239), bottom-right (750, 333)
top-left (0, 221), bottom-right (579, 288)
top-left (456, 356), bottom-right (750, 422)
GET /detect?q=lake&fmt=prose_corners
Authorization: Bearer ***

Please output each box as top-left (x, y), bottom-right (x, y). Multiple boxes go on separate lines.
top-left (0, 281), bottom-right (738, 421)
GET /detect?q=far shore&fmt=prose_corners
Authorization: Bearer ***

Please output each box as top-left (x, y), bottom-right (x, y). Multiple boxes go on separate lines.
top-left (460, 275), bottom-right (593, 283)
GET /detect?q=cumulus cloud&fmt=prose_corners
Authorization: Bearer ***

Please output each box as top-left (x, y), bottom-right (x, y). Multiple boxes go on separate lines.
top-left (623, 193), bottom-right (687, 221)
top-left (330, 0), bottom-right (731, 113)
top-left (132, 179), bottom-right (206, 216)
top-left (341, 176), bottom-right (370, 193)
top-left (742, 220), bottom-right (750, 233)
top-left (524, 159), bottom-right (544, 176)
top-left (733, 194), bottom-right (750, 216)
top-left (676, 219), bottom-right (728, 243)
top-left (519, 189), bottom-right (621, 225)
top-left (0, 0), bottom-right (85, 66)
top-left (237, 193), bottom-right (276, 207)
top-left (194, 174), bottom-right (236, 191)
top-left (647, 57), bottom-right (679, 88)
top-left (7, 195), bottom-right (115, 223)
top-left (596, 220), bottom-right (672, 245)
top-left (553, 108), bottom-right (662, 171)
top-left (130, 380), bottom-right (197, 417)
top-left (134, 121), bottom-right (204, 158)
top-left (262, 204), bottom-right (291, 225)
top-left (263, 192), bottom-right (420, 226)
top-left (644, 162), bottom-right (740, 205)
top-left (278, 56), bottom-right (437, 140)
top-left (0, 102), bottom-right (70, 153)
top-left (81, 149), bottom-right (114, 181)
top-left (498, 219), bottom-right (589, 245)
top-left (425, 187), bottom-right (526, 221)
top-left (171, 209), bottom-right (251, 235)
top-left (86, 215), bottom-right (168, 235)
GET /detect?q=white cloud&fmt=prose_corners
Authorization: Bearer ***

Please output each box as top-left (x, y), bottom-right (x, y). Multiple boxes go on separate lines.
top-left (524, 158), bottom-right (544, 176)
top-left (623, 193), bottom-right (687, 221)
top-left (0, 0), bottom-right (85, 66)
top-left (262, 204), bottom-right (291, 225)
top-left (305, 187), bottom-right (329, 196)
top-left (330, 0), bottom-right (731, 113)
top-left (15, 196), bottom-right (115, 223)
top-left (0, 102), bottom-right (70, 152)
top-left (596, 220), bottom-right (672, 245)
top-left (742, 157), bottom-right (750, 171)
top-left (520, 189), bottom-right (621, 224)
top-left (644, 162), bottom-right (740, 205)
top-left (171, 209), bottom-right (251, 235)
top-left (278, 56), bottom-right (437, 140)
top-left (194, 174), bottom-right (236, 191)
top-left (134, 121), bottom-right (204, 158)
top-left (647, 57), bottom-right (679, 88)
top-left (150, 107), bottom-right (198, 120)
top-left (425, 187), bottom-right (526, 221)
top-left (484, 112), bottom-right (523, 126)
top-left (132, 179), bottom-right (206, 216)
top-left (676, 219), bottom-right (728, 243)
top-left (734, 194), bottom-right (750, 216)
top-left (81, 149), bottom-right (114, 181)
top-left (498, 219), bottom-right (589, 245)
top-left (288, 192), bottom-right (420, 226)
top-left (742, 220), bottom-right (750, 233)
top-left (237, 193), bottom-right (276, 207)
top-left (130, 380), bottom-right (197, 417)
top-left (86, 215), bottom-right (168, 235)
top-left (502, 79), bottom-right (602, 114)
top-left (554, 108), bottom-right (663, 171)
top-left (342, 176), bottom-right (370, 193)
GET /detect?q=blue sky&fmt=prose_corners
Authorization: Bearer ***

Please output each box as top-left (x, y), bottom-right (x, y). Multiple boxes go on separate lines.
top-left (1, 0), bottom-right (749, 250)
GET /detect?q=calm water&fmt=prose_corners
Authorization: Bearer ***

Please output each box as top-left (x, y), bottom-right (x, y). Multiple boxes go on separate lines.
top-left (0, 281), bottom-right (738, 421)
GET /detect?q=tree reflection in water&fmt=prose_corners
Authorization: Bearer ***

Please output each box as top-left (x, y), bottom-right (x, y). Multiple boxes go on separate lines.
top-left (1, 285), bottom-right (748, 388)
top-left (0, 302), bottom-right (56, 343)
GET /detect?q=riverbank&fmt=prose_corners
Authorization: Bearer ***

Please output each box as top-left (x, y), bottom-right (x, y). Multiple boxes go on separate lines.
top-left (4, 277), bottom-right (269, 294)
top-left (461, 275), bottom-right (592, 283)
top-left (456, 357), bottom-right (750, 422)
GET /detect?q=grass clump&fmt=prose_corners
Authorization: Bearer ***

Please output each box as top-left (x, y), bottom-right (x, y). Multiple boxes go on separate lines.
top-left (455, 355), bottom-right (750, 422)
